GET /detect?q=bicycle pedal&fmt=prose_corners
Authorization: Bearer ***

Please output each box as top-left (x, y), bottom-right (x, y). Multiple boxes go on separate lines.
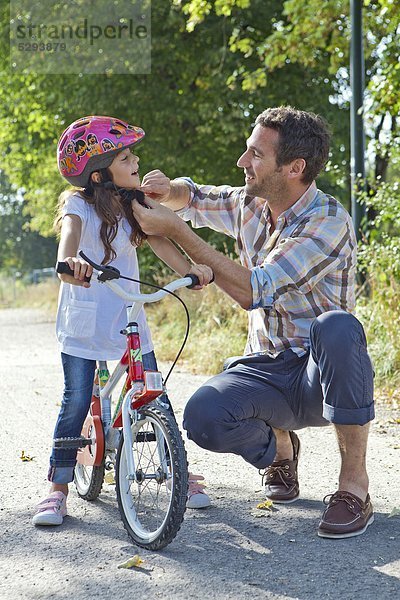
top-left (53, 436), bottom-right (93, 449)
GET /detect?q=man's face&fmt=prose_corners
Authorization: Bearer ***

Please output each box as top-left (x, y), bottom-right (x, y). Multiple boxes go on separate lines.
top-left (237, 125), bottom-right (287, 200)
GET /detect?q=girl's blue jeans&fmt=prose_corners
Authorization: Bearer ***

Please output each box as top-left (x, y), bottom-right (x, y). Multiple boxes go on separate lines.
top-left (48, 351), bottom-right (168, 484)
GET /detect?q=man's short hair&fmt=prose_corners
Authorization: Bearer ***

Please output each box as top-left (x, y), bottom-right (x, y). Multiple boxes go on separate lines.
top-left (255, 106), bottom-right (331, 184)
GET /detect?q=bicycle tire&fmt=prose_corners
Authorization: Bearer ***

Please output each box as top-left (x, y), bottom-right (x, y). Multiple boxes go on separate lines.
top-left (74, 462), bottom-right (105, 501)
top-left (116, 403), bottom-right (188, 550)
top-left (74, 418), bottom-right (105, 501)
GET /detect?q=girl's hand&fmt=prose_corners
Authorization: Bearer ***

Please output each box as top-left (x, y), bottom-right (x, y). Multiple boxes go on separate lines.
top-left (188, 264), bottom-right (214, 290)
top-left (139, 170), bottom-right (171, 202)
top-left (58, 257), bottom-right (93, 288)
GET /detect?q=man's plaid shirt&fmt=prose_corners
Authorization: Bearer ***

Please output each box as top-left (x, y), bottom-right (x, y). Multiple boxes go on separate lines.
top-left (176, 178), bottom-right (357, 358)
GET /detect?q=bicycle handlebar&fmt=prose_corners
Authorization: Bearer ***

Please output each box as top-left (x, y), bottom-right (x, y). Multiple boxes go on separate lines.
top-left (56, 252), bottom-right (212, 383)
top-left (55, 252), bottom-right (202, 303)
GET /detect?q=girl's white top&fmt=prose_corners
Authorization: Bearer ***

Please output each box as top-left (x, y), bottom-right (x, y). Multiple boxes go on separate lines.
top-left (56, 193), bottom-right (153, 360)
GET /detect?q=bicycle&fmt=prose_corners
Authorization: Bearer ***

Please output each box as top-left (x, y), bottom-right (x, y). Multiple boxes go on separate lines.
top-left (55, 251), bottom-right (202, 550)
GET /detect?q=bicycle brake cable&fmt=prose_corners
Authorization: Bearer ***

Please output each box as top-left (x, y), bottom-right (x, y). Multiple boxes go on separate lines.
top-left (118, 274), bottom-right (190, 385)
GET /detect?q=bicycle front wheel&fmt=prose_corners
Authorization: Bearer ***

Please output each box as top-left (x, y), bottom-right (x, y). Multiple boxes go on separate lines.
top-left (116, 404), bottom-right (188, 550)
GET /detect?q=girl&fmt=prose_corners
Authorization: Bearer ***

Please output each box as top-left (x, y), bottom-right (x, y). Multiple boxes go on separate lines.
top-left (33, 116), bottom-right (212, 526)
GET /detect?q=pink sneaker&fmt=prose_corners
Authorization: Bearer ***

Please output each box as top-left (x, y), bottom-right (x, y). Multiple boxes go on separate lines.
top-left (32, 491), bottom-right (67, 526)
top-left (187, 473), bottom-right (211, 509)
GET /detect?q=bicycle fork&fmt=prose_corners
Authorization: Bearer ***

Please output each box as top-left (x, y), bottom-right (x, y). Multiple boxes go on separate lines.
top-left (120, 321), bottom-right (164, 481)
top-left (121, 384), bottom-right (144, 480)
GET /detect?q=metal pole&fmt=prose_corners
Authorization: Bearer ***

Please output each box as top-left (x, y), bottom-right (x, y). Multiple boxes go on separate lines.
top-left (350, 0), bottom-right (366, 240)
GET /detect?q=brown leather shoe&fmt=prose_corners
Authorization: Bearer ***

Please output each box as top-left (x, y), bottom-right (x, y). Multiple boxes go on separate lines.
top-left (318, 491), bottom-right (374, 538)
top-left (262, 431), bottom-right (300, 503)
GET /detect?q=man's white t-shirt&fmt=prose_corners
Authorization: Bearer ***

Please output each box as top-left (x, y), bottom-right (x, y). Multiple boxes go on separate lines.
top-left (56, 193), bottom-right (153, 360)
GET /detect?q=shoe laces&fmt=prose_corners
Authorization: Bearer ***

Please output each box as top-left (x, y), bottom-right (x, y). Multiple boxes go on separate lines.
top-left (322, 491), bottom-right (360, 515)
top-left (260, 463), bottom-right (295, 488)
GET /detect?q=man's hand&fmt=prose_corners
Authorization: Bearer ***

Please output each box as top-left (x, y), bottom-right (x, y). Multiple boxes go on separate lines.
top-left (188, 264), bottom-right (214, 290)
top-left (133, 196), bottom-right (253, 309)
top-left (139, 170), bottom-right (171, 202)
top-left (132, 196), bottom-right (184, 237)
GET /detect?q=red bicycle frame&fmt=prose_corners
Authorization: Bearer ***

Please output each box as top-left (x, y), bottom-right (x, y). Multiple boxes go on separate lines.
top-left (77, 321), bottom-right (164, 467)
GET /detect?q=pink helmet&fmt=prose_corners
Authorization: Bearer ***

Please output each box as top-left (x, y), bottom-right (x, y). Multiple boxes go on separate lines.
top-left (57, 115), bottom-right (145, 187)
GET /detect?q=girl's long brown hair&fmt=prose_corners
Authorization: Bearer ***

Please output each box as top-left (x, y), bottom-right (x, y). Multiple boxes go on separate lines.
top-left (54, 184), bottom-right (147, 264)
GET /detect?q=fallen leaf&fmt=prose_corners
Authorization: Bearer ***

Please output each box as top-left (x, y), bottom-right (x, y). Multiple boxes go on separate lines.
top-left (20, 450), bottom-right (34, 462)
top-left (117, 555), bottom-right (144, 569)
top-left (388, 507), bottom-right (400, 518)
top-left (256, 500), bottom-right (274, 511)
top-left (105, 471), bottom-right (116, 485)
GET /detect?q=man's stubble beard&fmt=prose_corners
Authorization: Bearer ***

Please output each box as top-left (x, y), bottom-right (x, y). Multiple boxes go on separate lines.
top-left (245, 170), bottom-right (289, 207)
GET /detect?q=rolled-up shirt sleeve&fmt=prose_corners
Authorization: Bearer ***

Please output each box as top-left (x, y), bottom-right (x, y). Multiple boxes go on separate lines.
top-left (174, 177), bottom-right (243, 239)
top-left (249, 214), bottom-right (354, 310)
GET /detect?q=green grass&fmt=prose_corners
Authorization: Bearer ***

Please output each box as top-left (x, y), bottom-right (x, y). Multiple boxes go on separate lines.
top-left (0, 277), bottom-right (59, 313)
top-left (356, 276), bottom-right (400, 407)
top-left (146, 283), bottom-right (248, 374)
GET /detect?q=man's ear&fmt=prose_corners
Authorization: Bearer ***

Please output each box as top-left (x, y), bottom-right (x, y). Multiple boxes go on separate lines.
top-left (288, 158), bottom-right (306, 180)
top-left (91, 171), bottom-right (101, 184)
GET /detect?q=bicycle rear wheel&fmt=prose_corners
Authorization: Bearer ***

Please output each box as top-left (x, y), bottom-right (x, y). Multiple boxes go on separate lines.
top-left (74, 463), bottom-right (105, 500)
top-left (74, 418), bottom-right (105, 501)
top-left (116, 404), bottom-right (188, 550)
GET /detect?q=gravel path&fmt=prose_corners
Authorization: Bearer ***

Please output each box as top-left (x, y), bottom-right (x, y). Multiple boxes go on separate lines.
top-left (0, 308), bottom-right (399, 600)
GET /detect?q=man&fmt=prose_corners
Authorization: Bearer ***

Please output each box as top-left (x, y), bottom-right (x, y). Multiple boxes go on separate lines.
top-left (132, 106), bottom-right (374, 539)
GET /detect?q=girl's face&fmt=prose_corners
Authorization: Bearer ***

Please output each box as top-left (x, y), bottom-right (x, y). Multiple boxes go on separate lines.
top-left (108, 148), bottom-right (140, 189)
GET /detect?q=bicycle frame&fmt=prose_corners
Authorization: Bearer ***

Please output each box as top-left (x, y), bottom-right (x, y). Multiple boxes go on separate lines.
top-left (76, 275), bottom-right (194, 481)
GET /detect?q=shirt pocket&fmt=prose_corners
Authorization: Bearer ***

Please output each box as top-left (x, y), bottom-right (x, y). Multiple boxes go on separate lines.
top-left (65, 299), bottom-right (97, 338)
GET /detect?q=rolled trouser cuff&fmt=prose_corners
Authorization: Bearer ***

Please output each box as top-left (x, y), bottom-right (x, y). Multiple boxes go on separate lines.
top-left (48, 465), bottom-right (75, 484)
top-left (322, 402), bottom-right (375, 425)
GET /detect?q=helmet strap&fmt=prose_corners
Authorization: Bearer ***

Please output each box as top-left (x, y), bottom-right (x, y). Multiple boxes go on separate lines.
top-left (84, 168), bottom-right (145, 205)
top-left (117, 188), bottom-right (145, 205)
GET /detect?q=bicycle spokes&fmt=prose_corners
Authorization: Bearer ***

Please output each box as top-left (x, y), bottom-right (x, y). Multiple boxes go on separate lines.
top-left (116, 405), bottom-right (188, 550)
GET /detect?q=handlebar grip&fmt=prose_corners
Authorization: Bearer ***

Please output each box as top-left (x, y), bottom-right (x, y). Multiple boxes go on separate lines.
top-left (184, 272), bottom-right (215, 289)
top-left (56, 261), bottom-right (92, 283)
top-left (185, 274), bottom-right (200, 289)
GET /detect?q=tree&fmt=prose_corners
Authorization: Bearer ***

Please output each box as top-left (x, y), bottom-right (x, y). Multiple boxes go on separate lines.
top-left (0, 0), bottom-right (350, 241)
top-left (178, 0), bottom-right (399, 183)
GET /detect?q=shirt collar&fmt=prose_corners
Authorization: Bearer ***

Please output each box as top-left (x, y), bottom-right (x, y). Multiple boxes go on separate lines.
top-left (278, 181), bottom-right (318, 226)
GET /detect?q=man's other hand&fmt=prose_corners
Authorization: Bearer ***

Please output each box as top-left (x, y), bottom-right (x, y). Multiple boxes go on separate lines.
top-left (139, 170), bottom-right (171, 202)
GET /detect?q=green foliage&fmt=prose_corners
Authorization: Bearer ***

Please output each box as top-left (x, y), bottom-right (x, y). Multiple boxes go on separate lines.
top-left (0, 0), bottom-right (353, 242)
top-left (0, 171), bottom-right (57, 273)
top-left (356, 178), bottom-right (400, 387)
top-left (179, 0), bottom-right (399, 185)
top-left (358, 181), bottom-right (400, 279)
